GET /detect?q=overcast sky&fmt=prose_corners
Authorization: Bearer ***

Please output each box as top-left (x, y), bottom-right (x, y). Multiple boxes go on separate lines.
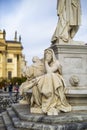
top-left (0, 0), bottom-right (87, 65)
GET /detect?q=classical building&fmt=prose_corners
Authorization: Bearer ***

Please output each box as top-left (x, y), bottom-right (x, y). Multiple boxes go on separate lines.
top-left (0, 29), bottom-right (26, 79)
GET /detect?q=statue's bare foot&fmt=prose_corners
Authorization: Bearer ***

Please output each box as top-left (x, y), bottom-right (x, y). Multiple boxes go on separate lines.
top-left (19, 99), bottom-right (28, 105)
top-left (47, 108), bottom-right (59, 115)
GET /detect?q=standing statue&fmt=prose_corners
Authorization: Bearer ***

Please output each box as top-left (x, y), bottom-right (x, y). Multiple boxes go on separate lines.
top-left (19, 49), bottom-right (71, 115)
top-left (51, 0), bottom-right (81, 44)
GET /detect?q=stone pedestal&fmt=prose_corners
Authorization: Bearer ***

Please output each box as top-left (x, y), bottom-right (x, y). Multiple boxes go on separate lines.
top-left (1, 104), bottom-right (87, 130)
top-left (51, 43), bottom-right (87, 110)
top-left (51, 43), bottom-right (87, 87)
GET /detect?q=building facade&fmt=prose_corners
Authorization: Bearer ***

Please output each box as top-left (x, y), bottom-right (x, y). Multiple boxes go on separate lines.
top-left (0, 30), bottom-right (26, 79)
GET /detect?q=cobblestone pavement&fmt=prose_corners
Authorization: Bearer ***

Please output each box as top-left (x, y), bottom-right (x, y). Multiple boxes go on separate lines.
top-left (0, 115), bottom-right (6, 130)
top-left (0, 92), bottom-right (20, 113)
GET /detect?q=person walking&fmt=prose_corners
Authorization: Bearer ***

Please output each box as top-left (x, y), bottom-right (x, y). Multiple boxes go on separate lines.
top-left (8, 82), bottom-right (13, 97)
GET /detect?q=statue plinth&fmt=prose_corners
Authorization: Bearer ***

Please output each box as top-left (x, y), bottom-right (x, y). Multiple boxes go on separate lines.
top-left (51, 43), bottom-right (87, 111)
top-left (1, 103), bottom-right (87, 130)
top-left (51, 43), bottom-right (87, 87)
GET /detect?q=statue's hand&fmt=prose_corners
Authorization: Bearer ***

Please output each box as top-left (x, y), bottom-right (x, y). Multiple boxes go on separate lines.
top-left (45, 60), bottom-right (48, 64)
top-left (32, 79), bottom-right (38, 86)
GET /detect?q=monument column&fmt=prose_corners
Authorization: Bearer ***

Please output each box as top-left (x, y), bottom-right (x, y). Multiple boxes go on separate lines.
top-left (50, 0), bottom-right (87, 111)
top-left (2, 51), bottom-right (7, 78)
top-left (17, 54), bottom-right (21, 77)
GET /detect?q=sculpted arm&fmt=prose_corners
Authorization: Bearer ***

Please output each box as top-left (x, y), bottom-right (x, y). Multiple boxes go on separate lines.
top-left (24, 66), bottom-right (34, 80)
top-left (57, 0), bottom-right (65, 15)
top-left (45, 61), bottom-right (59, 73)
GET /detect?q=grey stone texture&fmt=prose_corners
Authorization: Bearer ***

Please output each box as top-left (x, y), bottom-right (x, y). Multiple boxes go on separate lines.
top-left (51, 44), bottom-right (87, 111)
top-left (51, 44), bottom-right (87, 87)
top-left (0, 115), bottom-right (6, 130)
top-left (1, 103), bottom-right (87, 130)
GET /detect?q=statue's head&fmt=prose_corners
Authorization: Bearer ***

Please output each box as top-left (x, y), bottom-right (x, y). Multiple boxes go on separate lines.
top-left (44, 48), bottom-right (56, 63)
top-left (32, 56), bottom-right (39, 63)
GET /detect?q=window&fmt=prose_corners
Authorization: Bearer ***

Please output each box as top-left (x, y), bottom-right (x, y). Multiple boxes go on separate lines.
top-left (7, 59), bottom-right (12, 63)
top-left (8, 71), bottom-right (12, 79)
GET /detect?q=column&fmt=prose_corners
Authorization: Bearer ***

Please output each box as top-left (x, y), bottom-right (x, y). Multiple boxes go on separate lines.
top-left (2, 52), bottom-right (7, 78)
top-left (17, 54), bottom-right (22, 77)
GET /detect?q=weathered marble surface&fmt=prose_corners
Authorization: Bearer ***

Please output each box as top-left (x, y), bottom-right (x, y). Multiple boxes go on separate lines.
top-left (51, 44), bottom-right (87, 87)
top-left (51, 0), bottom-right (81, 44)
top-left (19, 48), bottom-right (71, 115)
top-left (51, 44), bottom-right (87, 111)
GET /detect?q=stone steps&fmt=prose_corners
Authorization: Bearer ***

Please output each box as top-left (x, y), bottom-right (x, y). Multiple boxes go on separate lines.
top-left (0, 115), bottom-right (6, 130)
top-left (2, 111), bottom-right (16, 130)
top-left (12, 104), bottom-right (87, 124)
top-left (7, 107), bottom-right (58, 130)
top-left (1, 103), bottom-right (87, 130)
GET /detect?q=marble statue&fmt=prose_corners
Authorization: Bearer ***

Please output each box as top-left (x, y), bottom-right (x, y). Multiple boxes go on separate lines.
top-left (19, 56), bottom-right (44, 104)
top-left (19, 49), bottom-right (71, 115)
top-left (51, 0), bottom-right (81, 44)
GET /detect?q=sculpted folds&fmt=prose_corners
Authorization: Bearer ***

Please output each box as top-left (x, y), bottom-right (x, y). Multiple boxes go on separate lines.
top-left (51, 0), bottom-right (81, 44)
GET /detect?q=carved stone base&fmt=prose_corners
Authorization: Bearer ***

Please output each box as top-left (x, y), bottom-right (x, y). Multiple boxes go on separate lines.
top-left (51, 43), bottom-right (87, 87)
top-left (1, 103), bottom-right (87, 130)
top-left (65, 87), bottom-right (87, 111)
top-left (51, 43), bottom-right (87, 111)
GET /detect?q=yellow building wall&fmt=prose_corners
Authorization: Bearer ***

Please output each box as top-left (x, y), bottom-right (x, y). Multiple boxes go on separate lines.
top-left (0, 30), bottom-right (26, 79)
top-left (0, 54), bottom-right (2, 77)
top-left (7, 54), bottom-right (16, 78)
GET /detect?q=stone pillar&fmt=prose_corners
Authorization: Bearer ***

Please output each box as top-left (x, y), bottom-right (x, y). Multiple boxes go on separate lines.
top-left (17, 54), bottom-right (21, 77)
top-left (2, 52), bottom-right (7, 78)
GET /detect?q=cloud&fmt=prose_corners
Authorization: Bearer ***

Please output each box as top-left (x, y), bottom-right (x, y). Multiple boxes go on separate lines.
top-left (0, 0), bottom-right (56, 65)
top-left (0, 0), bottom-right (87, 65)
